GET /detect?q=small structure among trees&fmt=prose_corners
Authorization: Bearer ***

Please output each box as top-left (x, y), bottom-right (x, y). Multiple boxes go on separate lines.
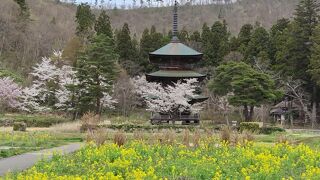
top-left (144, 1), bottom-right (207, 125)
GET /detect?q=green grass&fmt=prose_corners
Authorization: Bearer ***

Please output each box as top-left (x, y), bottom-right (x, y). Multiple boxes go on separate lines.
top-left (0, 113), bottom-right (72, 127)
top-left (0, 131), bottom-right (83, 158)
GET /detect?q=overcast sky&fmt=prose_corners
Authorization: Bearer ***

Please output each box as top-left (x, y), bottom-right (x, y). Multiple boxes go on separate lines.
top-left (72, 0), bottom-right (237, 8)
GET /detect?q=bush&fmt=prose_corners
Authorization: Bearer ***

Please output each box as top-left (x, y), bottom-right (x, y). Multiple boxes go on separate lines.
top-left (259, 126), bottom-right (285, 134)
top-left (220, 126), bottom-right (232, 142)
top-left (80, 112), bottom-right (100, 132)
top-left (13, 122), bottom-right (27, 131)
top-left (0, 114), bottom-right (70, 127)
top-left (239, 122), bottom-right (260, 133)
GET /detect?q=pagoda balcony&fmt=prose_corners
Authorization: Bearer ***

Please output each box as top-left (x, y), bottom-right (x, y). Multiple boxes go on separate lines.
top-left (150, 113), bottom-right (200, 125)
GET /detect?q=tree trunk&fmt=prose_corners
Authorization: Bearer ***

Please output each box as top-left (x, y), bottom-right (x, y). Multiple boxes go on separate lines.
top-left (224, 112), bottom-right (229, 126)
top-left (243, 104), bottom-right (250, 122)
top-left (249, 106), bottom-right (254, 121)
top-left (311, 86), bottom-right (318, 128)
top-left (96, 97), bottom-right (101, 115)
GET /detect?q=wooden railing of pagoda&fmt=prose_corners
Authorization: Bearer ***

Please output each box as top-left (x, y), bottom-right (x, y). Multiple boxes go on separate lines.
top-left (150, 113), bottom-right (200, 125)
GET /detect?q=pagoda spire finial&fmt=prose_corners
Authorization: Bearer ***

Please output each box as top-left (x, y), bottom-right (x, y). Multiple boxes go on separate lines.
top-left (171, 0), bottom-right (179, 43)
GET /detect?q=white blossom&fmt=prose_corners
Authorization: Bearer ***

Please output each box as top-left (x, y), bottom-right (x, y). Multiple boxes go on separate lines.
top-left (132, 76), bottom-right (203, 115)
top-left (0, 77), bottom-right (22, 109)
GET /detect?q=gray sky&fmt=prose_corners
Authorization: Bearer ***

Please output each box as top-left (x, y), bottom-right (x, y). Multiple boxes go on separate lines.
top-left (72, 0), bottom-right (237, 8)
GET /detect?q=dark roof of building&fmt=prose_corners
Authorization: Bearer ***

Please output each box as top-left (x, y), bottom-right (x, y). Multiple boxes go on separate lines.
top-left (150, 42), bottom-right (202, 56)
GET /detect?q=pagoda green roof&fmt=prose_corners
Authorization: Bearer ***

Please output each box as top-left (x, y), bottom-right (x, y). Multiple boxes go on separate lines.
top-left (147, 70), bottom-right (206, 78)
top-left (150, 42), bottom-right (202, 56)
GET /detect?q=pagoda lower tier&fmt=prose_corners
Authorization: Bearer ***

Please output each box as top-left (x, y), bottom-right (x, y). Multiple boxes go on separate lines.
top-left (146, 69), bottom-right (206, 83)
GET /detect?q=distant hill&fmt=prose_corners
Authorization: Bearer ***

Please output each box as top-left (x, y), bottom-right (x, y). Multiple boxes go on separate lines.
top-left (108, 0), bottom-right (300, 35)
top-left (0, 0), bottom-right (300, 75)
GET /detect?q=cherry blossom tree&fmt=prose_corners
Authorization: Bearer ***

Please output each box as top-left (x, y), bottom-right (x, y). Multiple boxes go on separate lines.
top-left (20, 51), bottom-right (117, 114)
top-left (132, 76), bottom-right (203, 116)
top-left (0, 77), bottom-right (22, 112)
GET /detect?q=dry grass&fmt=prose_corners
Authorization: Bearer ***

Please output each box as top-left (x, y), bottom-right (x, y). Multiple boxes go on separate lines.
top-left (241, 130), bottom-right (255, 142)
top-left (162, 130), bottom-right (176, 145)
top-left (133, 130), bottom-right (145, 141)
top-left (220, 126), bottom-right (232, 143)
top-left (183, 129), bottom-right (190, 147)
top-left (86, 128), bottom-right (108, 146)
top-left (276, 133), bottom-right (291, 144)
top-left (48, 121), bottom-right (81, 133)
top-left (193, 129), bottom-right (201, 147)
top-left (114, 131), bottom-right (126, 147)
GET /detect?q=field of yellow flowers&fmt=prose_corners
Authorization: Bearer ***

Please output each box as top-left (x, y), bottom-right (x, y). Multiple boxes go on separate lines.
top-left (9, 139), bottom-right (320, 180)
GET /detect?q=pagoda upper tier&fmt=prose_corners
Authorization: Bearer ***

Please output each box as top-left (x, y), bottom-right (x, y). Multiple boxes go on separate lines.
top-left (149, 41), bottom-right (203, 69)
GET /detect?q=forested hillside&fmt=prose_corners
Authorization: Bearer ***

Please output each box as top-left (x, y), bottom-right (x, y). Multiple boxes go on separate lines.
top-left (1, 0), bottom-right (300, 75)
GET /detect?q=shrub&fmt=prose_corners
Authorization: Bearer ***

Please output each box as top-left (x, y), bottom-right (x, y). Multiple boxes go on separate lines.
top-left (80, 112), bottom-right (100, 132)
top-left (220, 126), bottom-right (232, 142)
top-left (86, 128), bottom-right (108, 146)
top-left (0, 114), bottom-right (70, 127)
top-left (259, 126), bottom-right (285, 134)
top-left (183, 129), bottom-right (190, 147)
top-left (133, 131), bottom-right (145, 141)
top-left (239, 122), bottom-right (260, 133)
top-left (13, 122), bottom-right (27, 131)
top-left (114, 131), bottom-right (126, 147)
top-left (241, 130), bottom-right (255, 142)
top-left (193, 129), bottom-right (201, 147)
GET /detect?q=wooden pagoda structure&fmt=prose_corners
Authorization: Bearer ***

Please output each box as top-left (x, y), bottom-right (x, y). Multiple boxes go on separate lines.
top-left (146, 1), bottom-right (207, 125)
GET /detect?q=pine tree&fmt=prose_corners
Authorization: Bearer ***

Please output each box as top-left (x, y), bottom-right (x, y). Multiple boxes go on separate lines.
top-left (310, 25), bottom-right (320, 86)
top-left (76, 34), bottom-right (119, 114)
top-left (208, 61), bottom-right (280, 121)
top-left (275, 0), bottom-right (320, 128)
top-left (201, 21), bottom-right (230, 67)
top-left (270, 18), bottom-right (290, 66)
top-left (115, 23), bottom-right (142, 75)
top-left (139, 26), bottom-right (165, 73)
top-left (75, 3), bottom-right (95, 39)
top-left (94, 10), bottom-right (113, 38)
top-left (116, 23), bottom-right (134, 63)
top-left (178, 27), bottom-right (189, 43)
top-left (237, 24), bottom-right (253, 55)
top-left (13, 0), bottom-right (29, 18)
top-left (245, 26), bottom-right (271, 66)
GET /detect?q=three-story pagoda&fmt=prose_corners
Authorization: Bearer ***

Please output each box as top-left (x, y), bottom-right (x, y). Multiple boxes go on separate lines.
top-left (146, 1), bottom-right (207, 125)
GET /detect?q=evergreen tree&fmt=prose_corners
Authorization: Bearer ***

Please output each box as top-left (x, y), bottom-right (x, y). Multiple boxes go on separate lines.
top-left (237, 24), bottom-right (253, 55)
top-left (201, 21), bottom-right (230, 67)
top-left (269, 18), bottom-right (290, 66)
top-left (150, 26), bottom-right (165, 51)
top-left (295, 0), bottom-right (319, 39)
top-left (178, 27), bottom-right (189, 43)
top-left (13, 0), bottom-right (29, 18)
top-left (116, 23), bottom-right (134, 62)
top-left (209, 61), bottom-right (280, 121)
top-left (139, 26), bottom-right (165, 73)
top-left (275, 0), bottom-right (320, 127)
top-left (115, 23), bottom-right (141, 75)
top-left (190, 31), bottom-right (201, 42)
top-left (62, 37), bottom-right (83, 66)
top-left (310, 25), bottom-right (320, 86)
top-left (94, 10), bottom-right (113, 38)
top-left (76, 34), bottom-right (119, 114)
top-left (189, 31), bottom-right (202, 51)
top-left (229, 36), bottom-right (240, 51)
top-left (245, 26), bottom-right (271, 66)
top-left (75, 3), bottom-right (95, 39)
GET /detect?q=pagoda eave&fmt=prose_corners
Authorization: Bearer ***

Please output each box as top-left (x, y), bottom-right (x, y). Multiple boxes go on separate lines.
top-left (146, 70), bottom-right (206, 82)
